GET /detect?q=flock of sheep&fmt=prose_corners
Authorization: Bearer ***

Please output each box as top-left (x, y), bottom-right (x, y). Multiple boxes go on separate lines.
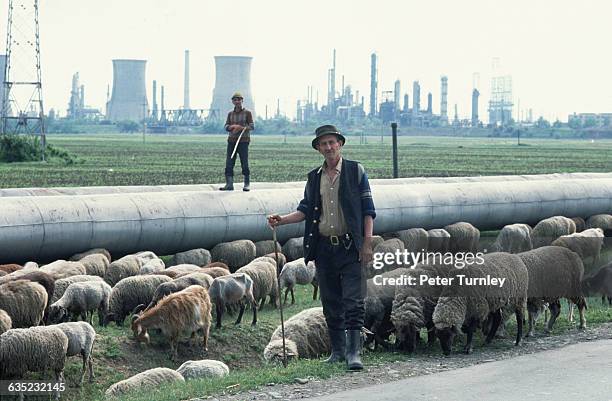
top-left (0, 213), bottom-right (611, 399)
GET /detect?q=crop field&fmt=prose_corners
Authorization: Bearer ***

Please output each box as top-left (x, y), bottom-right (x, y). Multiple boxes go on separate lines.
top-left (0, 133), bottom-right (610, 187)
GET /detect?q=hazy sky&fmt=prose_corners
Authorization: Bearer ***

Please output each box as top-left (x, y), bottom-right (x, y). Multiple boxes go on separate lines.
top-left (2, 0), bottom-right (611, 122)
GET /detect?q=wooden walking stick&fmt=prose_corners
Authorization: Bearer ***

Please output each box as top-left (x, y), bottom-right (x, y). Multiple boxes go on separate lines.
top-left (230, 127), bottom-right (247, 159)
top-left (272, 226), bottom-right (288, 368)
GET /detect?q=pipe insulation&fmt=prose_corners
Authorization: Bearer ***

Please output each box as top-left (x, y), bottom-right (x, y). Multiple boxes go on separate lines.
top-left (2, 173), bottom-right (611, 197)
top-left (0, 174), bottom-right (611, 263)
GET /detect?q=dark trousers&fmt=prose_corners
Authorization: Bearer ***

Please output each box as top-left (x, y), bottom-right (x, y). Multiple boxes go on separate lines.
top-left (315, 237), bottom-right (365, 331)
top-left (224, 141), bottom-right (250, 177)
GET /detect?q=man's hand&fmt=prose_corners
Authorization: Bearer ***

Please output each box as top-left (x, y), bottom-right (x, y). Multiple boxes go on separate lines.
top-left (359, 236), bottom-right (373, 265)
top-left (231, 125), bottom-right (244, 134)
top-left (267, 214), bottom-right (283, 228)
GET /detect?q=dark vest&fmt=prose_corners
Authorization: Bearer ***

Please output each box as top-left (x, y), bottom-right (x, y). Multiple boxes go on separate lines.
top-left (303, 159), bottom-right (364, 262)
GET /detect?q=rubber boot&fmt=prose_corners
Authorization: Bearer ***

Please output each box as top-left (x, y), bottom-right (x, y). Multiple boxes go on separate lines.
top-left (346, 329), bottom-right (363, 370)
top-left (219, 175), bottom-right (234, 191)
top-left (324, 329), bottom-right (346, 363)
top-left (243, 174), bottom-right (250, 192)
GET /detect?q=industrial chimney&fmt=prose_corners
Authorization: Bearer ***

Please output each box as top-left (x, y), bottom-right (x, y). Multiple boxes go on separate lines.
top-left (440, 76), bottom-right (448, 124)
top-left (412, 81), bottom-right (420, 115)
top-left (183, 50), bottom-right (190, 109)
top-left (106, 59), bottom-right (148, 122)
top-left (152, 80), bottom-right (158, 121)
top-left (369, 53), bottom-right (377, 117)
top-left (210, 56), bottom-right (255, 117)
top-left (427, 92), bottom-right (432, 114)
top-left (471, 88), bottom-right (480, 126)
top-left (394, 79), bottom-right (401, 115)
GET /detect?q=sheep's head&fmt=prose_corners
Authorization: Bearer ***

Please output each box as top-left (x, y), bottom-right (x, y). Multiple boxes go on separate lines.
top-left (396, 324), bottom-right (419, 353)
top-left (48, 305), bottom-right (69, 324)
top-left (435, 325), bottom-right (459, 356)
top-left (102, 312), bottom-right (115, 327)
top-left (263, 339), bottom-right (299, 362)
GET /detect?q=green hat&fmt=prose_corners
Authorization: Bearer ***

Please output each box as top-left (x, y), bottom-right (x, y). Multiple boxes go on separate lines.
top-left (231, 92), bottom-right (243, 100)
top-left (312, 124), bottom-right (345, 149)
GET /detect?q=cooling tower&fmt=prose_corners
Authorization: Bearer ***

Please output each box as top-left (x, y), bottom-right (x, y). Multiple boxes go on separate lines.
top-left (210, 56), bottom-right (255, 116)
top-left (107, 59), bottom-right (148, 122)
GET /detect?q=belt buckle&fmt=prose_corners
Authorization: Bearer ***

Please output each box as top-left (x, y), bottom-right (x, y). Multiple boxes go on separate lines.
top-left (330, 235), bottom-right (340, 246)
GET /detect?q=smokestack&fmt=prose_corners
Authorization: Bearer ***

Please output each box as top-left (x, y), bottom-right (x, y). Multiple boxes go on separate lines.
top-left (427, 92), bottom-right (432, 114)
top-left (80, 85), bottom-right (85, 109)
top-left (183, 50), bottom-right (190, 109)
top-left (152, 80), bottom-right (158, 121)
top-left (403, 94), bottom-right (409, 113)
top-left (161, 85), bottom-right (165, 113)
top-left (107, 59), bottom-right (148, 122)
top-left (369, 53), bottom-right (377, 117)
top-left (441, 76), bottom-right (448, 123)
top-left (472, 88), bottom-right (480, 126)
top-left (394, 80), bottom-right (401, 113)
top-left (210, 56), bottom-right (255, 117)
top-left (412, 81), bottom-right (420, 115)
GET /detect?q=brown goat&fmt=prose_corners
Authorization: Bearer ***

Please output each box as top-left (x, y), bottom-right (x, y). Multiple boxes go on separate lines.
top-left (0, 264), bottom-right (23, 274)
top-left (131, 285), bottom-right (212, 361)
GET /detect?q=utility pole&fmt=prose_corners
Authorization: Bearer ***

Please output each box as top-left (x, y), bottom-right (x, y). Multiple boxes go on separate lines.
top-left (1, 0), bottom-right (47, 160)
top-left (142, 98), bottom-right (147, 144)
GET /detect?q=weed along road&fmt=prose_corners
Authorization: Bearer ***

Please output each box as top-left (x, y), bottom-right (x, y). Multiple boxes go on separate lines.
top-left (305, 339), bottom-right (612, 401)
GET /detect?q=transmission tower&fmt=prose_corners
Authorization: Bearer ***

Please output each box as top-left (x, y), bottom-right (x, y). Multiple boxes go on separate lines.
top-left (1, 0), bottom-right (46, 159)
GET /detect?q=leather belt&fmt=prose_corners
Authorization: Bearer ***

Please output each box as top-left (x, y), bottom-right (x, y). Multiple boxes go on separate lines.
top-left (320, 233), bottom-right (351, 246)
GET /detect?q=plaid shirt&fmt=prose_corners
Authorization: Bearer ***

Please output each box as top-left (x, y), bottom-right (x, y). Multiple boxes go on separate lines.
top-left (224, 106), bottom-right (255, 143)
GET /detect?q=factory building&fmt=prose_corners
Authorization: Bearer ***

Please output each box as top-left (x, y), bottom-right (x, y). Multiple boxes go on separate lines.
top-left (210, 56), bottom-right (255, 118)
top-left (568, 113), bottom-right (612, 127)
top-left (106, 59), bottom-right (148, 122)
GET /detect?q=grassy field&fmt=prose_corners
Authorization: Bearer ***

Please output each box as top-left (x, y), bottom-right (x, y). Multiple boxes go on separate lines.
top-left (0, 134), bottom-right (610, 187)
top-left (4, 133), bottom-right (611, 400)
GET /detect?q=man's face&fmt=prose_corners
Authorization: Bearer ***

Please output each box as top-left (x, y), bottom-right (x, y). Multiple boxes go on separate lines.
top-left (232, 97), bottom-right (243, 107)
top-left (316, 134), bottom-right (342, 160)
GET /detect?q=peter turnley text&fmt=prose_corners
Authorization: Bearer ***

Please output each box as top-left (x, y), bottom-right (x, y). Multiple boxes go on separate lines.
top-left (373, 274), bottom-right (507, 288)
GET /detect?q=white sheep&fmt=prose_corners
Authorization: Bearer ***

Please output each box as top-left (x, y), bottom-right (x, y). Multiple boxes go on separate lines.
top-left (104, 255), bottom-right (143, 287)
top-left (444, 221), bottom-right (480, 253)
top-left (51, 274), bottom-right (104, 304)
top-left (426, 229), bottom-right (451, 253)
top-left (236, 259), bottom-right (279, 310)
top-left (531, 215), bottom-right (576, 248)
top-left (0, 280), bottom-right (48, 328)
top-left (211, 239), bottom-right (257, 272)
top-left (0, 308), bottom-right (12, 334)
top-left (551, 228), bottom-right (604, 268)
top-left (139, 258), bottom-right (166, 275)
top-left (209, 273), bottom-right (258, 328)
top-left (490, 223), bottom-right (533, 253)
top-left (70, 248), bottom-right (112, 263)
top-left (48, 281), bottom-right (111, 325)
top-left (176, 359), bottom-right (229, 380)
top-left (263, 307), bottom-right (330, 361)
top-left (78, 253), bottom-right (110, 277)
top-left (168, 248), bottom-right (212, 267)
top-left (105, 367), bottom-right (184, 398)
top-left (0, 326), bottom-right (69, 400)
top-left (51, 321), bottom-right (96, 386)
top-left (279, 258), bottom-right (318, 305)
top-left (41, 260), bottom-right (87, 280)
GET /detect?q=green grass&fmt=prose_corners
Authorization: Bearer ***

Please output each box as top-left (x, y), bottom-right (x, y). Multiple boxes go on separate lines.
top-left (0, 134), bottom-right (610, 187)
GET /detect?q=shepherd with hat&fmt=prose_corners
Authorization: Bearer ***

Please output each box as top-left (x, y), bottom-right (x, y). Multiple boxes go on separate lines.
top-left (267, 124), bottom-right (376, 371)
top-left (220, 92), bottom-right (255, 191)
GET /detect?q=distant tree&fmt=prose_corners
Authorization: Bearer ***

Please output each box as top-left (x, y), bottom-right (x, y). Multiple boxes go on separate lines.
top-left (552, 119), bottom-right (563, 128)
top-left (117, 120), bottom-right (140, 133)
top-left (568, 117), bottom-right (582, 129)
top-left (535, 116), bottom-right (550, 128)
top-left (583, 116), bottom-right (598, 128)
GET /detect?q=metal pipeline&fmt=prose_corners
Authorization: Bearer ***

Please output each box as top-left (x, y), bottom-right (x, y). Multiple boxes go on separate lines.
top-left (0, 174), bottom-right (611, 263)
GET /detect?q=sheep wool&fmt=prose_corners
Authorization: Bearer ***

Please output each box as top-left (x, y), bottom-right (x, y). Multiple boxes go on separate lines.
top-left (105, 367), bottom-right (184, 398)
top-left (139, 258), bottom-right (166, 275)
top-left (444, 222), bottom-right (480, 253)
top-left (41, 260), bottom-right (87, 280)
top-left (551, 228), bottom-right (604, 269)
top-left (490, 223), bottom-right (533, 254)
top-left (0, 309), bottom-right (12, 334)
top-left (49, 280), bottom-right (112, 325)
top-left (51, 321), bottom-right (96, 385)
top-left (0, 326), bottom-right (69, 383)
top-left (0, 280), bottom-right (47, 328)
top-left (176, 359), bottom-right (229, 380)
top-left (79, 253), bottom-right (110, 277)
top-left (104, 255), bottom-right (142, 287)
top-left (531, 216), bottom-right (576, 248)
top-left (281, 237), bottom-right (304, 262)
top-left (396, 228), bottom-right (429, 253)
top-left (51, 274), bottom-right (104, 304)
top-left (106, 275), bottom-right (172, 326)
top-left (427, 229), bottom-right (451, 253)
top-left (264, 307), bottom-right (330, 361)
top-left (70, 248), bottom-right (112, 263)
top-left (254, 240), bottom-right (282, 257)
top-left (212, 239), bottom-right (257, 272)
top-left (168, 248), bottom-right (212, 267)
top-left (236, 259), bottom-right (279, 309)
